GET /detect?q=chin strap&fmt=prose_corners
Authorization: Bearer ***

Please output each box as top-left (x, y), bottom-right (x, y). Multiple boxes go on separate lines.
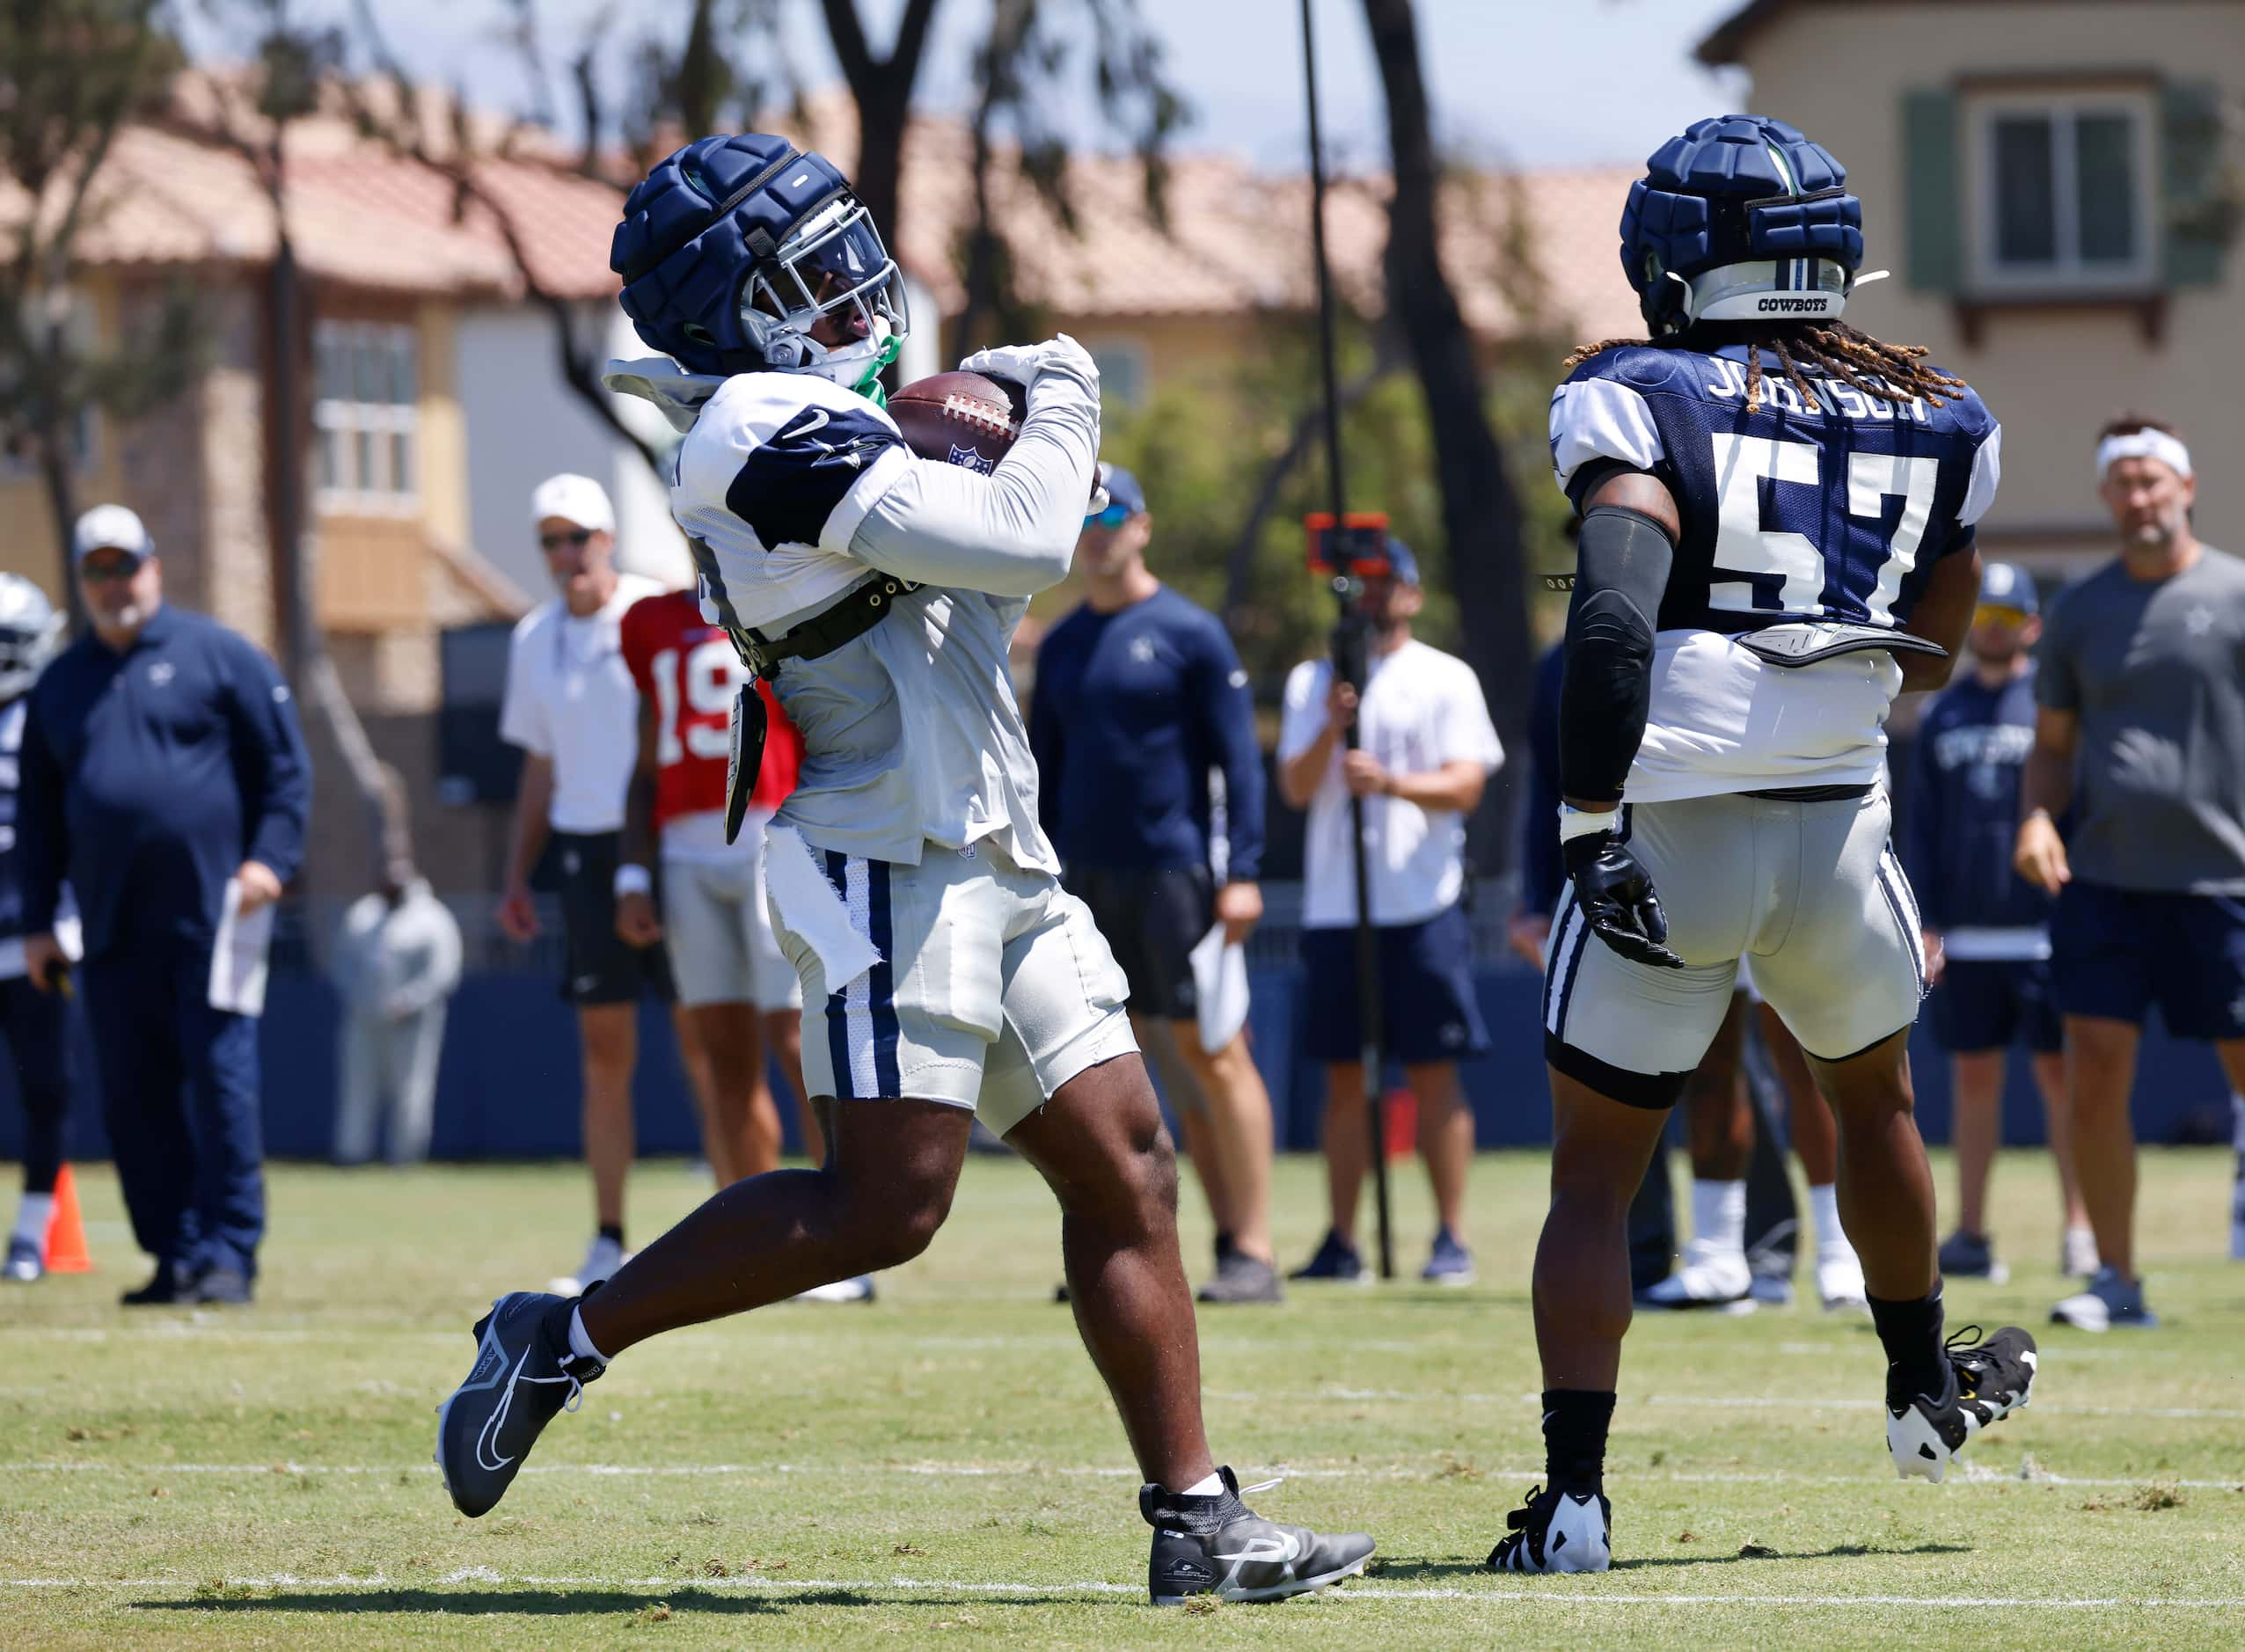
top-left (848, 333), bottom-right (904, 406)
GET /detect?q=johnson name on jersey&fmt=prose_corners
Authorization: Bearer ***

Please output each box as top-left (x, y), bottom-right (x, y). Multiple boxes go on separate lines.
top-left (1548, 340), bottom-right (2000, 802)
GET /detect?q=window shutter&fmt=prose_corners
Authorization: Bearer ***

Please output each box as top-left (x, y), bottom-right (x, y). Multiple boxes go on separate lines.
top-left (1902, 89), bottom-right (1962, 292)
top-left (2161, 79), bottom-right (2231, 287)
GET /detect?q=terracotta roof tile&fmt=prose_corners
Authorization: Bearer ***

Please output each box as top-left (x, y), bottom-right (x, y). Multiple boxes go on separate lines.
top-left (10, 73), bottom-right (1642, 337)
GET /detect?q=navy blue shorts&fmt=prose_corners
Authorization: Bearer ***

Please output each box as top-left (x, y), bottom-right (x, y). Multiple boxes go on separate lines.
top-left (2049, 880), bottom-right (2245, 1041)
top-left (1928, 958), bottom-right (2063, 1054)
top-left (1300, 904), bottom-right (1491, 1065)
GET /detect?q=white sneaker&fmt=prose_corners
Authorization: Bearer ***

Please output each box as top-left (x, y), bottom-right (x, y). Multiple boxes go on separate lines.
top-left (1636, 1240), bottom-right (1754, 1312)
top-left (2062, 1225), bottom-right (2101, 1279)
top-left (793, 1274), bottom-right (876, 1304)
top-left (1817, 1247), bottom-right (1868, 1314)
top-left (549, 1236), bottom-right (630, 1297)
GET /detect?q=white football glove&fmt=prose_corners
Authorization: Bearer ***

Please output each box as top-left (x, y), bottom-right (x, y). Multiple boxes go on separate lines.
top-left (959, 333), bottom-right (1100, 399)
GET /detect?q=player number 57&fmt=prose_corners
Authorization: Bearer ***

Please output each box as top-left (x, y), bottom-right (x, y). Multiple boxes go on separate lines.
top-left (1709, 432), bottom-right (1938, 624)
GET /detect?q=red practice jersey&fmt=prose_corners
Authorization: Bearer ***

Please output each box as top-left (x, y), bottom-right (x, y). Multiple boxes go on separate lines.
top-left (620, 588), bottom-right (801, 830)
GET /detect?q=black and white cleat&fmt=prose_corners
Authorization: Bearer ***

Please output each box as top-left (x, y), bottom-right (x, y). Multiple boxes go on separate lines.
top-left (1486, 1481), bottom-right (1612, 1574)
top-left (1887, 1324), bottom-right (2038, 1484)
top-left (435, 1290), bottom-right (604, 1517)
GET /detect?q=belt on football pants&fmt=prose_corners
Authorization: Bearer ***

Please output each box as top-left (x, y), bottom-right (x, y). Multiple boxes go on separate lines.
top-left (720, 574), bottom-right (921, 846)
top-left (734, 574), bottom-right (920, 678)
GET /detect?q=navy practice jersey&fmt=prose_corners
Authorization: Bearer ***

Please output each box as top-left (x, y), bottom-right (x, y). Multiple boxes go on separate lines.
top-left (1549, 337), bottom-right (2001, 800)
top-left (1551, 340), bottom-right (2000, 635)
top-left (1904, 665), bottom-right (2050, 943)
top-left (1029, 585), bottom-right (1265, 881)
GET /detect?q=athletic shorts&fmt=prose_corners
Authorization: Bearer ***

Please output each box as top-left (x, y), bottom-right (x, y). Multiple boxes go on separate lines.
top-left (1067, 865), bottom-right (1211, 1022)
top-left (663, 842), bottom-right (803, 1012)
top-left (765, 837), bottom-right (1137, 1135)
top-left (1299, 903), bottom-right (1491, 1066)
top-left (553, 830), bottom-right (675, 1006)
top-left (2049, 881), bottom-right (2245, 1041)
top-left (1929, 958), bottom-right (2062, 1055)
top-left (1542, 789), bottom-right (1925, 1107)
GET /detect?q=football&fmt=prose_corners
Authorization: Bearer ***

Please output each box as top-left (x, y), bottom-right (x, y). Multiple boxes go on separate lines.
top-left (889, 370), bottom-right (1027, 476)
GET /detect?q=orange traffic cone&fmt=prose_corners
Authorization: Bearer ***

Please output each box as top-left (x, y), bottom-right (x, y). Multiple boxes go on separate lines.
top-left (42, 1164), bottom-right (92, 1274)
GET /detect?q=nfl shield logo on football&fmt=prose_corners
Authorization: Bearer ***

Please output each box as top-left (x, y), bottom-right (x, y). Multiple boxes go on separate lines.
top-left (947, 442), bottom-right (997, 476)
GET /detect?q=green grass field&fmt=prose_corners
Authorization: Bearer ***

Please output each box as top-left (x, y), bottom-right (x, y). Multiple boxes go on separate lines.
top-left (4, 1148), bottom-right (2242, 1648)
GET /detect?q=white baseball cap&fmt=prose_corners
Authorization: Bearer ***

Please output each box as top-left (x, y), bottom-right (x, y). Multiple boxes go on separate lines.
top-left (530, 473), bottom-right (616, 536)
top-left (72, 503), bottom-right (153, 564)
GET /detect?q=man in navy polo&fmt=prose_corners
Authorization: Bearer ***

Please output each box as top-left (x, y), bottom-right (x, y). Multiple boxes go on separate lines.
top-left (19, 505), bottom-right (311, 1306)
top-left (1907, 563), bottom-right (2093, 1288)
top-left (1031, 465), bottom-right (1282, 1304)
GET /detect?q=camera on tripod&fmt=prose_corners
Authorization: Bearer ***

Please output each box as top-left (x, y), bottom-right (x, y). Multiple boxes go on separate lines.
top-left (1305, 511), bottom-right (1392, 691)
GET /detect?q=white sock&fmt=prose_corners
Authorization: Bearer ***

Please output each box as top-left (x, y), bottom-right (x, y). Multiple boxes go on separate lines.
top-left (1809, 1183), bottom-right (1851, 1257)
top-left (13, 1193), bottom-right (54, 1248)
top-left (1180, 1471), bottom-right (1225, 1497)
top-left (1692, 1180), bottom-right (1746, 1255)
top-left (567, 1304), bottom-right (611, 1365)
top-left (2231, 1093), bottom-right (2244, 1154)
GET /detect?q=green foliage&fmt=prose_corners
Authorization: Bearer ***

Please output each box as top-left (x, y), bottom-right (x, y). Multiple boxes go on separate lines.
top-left (1086, 318), bottom-right (1579, 688)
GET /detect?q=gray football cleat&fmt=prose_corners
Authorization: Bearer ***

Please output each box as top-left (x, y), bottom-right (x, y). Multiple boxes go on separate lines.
top-left (1143, 1467), bottom-right (1373, 1604)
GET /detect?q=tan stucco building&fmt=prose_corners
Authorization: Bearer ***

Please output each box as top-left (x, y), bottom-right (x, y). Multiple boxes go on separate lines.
top-left (1700, 0), bottom-right (2242, 574)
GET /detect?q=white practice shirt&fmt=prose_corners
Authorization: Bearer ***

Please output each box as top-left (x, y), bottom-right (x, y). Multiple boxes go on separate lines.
top-left (500, 573), bottom-right (662, 834)
top-left (1279, 640), bottom-right (1503, 928)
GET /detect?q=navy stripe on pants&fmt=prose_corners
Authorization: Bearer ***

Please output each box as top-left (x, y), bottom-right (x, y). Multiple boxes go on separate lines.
top-left (80, 934), bottom-right (264, 1279)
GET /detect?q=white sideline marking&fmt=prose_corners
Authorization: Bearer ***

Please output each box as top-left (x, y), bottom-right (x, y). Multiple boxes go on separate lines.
top-left (1204, 1388), bottom-right (2245, 1422)
top-left (4, 1574), bottom-right (2245, 1609)
top-left (4, 1460), bottom-right (2240, 1490)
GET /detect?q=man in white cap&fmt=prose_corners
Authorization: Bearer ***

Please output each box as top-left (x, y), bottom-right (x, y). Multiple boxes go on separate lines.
top-left (2018, 415), bottom-right (2245, 1330)
top-left (497, 474), bottom-right (703, 1292)
top-left (20, 504), bottom-right (311, 1305)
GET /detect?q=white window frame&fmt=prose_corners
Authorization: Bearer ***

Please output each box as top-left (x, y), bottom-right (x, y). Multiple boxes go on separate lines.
top-left (313, 320), bottom-right (420, 515)
top-left (1964, 87), bottom-right (2159, 295)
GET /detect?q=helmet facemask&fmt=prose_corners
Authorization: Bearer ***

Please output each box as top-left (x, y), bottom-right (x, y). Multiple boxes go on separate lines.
top-left (0, 608), bottom-right (62, 701)
top-left (736, 194), bottom-right (909, 399)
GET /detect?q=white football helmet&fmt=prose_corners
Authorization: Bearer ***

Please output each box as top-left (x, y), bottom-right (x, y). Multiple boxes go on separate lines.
top-left (0, 574), bottom-right (63, 700)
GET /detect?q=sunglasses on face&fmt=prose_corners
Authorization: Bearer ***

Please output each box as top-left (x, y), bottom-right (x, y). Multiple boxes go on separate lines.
top-left (540, 529), bottom-right (596, 552)
top-left (80, 557), bottom-right (142, 584)
top-left (1083, 505), bottom-right (1130, 530)
top-left (1973, 604), bottom-right (2029, 627)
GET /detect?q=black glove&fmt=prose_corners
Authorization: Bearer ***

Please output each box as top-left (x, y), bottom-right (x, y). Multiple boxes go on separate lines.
top-left (1562, 828), bottom-right (1686, 969)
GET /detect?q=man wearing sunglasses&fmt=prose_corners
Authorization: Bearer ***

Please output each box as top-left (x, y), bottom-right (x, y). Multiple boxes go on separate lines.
top-left (1030, 464), bottom-right (1282, 1305)
top-left (18, 504), bottom-right (310, 1305)
top-left (497, 473), bottom-right (692, 1297)
top-left (1905, 562), bottom-right (2091, 1291)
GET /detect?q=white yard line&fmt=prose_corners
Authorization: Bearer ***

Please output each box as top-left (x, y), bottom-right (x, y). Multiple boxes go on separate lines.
top-left (3, 1460), bottom-right (2237, 1489)
top-left (3, 1572), bottom-right (2243, 1609)
top-left (1202, 1388), bottom-right (2245, 1422)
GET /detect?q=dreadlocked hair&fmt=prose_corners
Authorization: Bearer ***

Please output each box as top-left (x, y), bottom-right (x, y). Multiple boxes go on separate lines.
top-left (1562, 321), bottom-right (1967, 414)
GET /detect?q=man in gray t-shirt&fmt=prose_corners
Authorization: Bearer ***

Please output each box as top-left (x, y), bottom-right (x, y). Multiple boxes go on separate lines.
top-left (2016, 416), bottom-right (2245, 1333)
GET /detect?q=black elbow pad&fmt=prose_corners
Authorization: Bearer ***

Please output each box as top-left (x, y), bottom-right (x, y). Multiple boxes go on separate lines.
top-left (1558, 505), bottom-right (1675, 804)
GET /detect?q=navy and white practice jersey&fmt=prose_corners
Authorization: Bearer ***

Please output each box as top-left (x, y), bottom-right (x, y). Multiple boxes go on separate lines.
top-left (625, 362), bottom-right (1090, 873)
top-left (1904, 666), bottom-right (2050, 953)
top-left (1550, 340), bottom-right (2000, 800)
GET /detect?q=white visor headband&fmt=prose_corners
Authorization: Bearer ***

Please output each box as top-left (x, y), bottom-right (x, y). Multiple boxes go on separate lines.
top-left (2096, 429), bottom-right (2192, 483)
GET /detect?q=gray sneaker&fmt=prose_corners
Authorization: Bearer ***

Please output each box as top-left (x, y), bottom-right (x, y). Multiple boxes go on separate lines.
top-left (2051, 1266), bottom-right (2158, 1332)
top-left (1197, 1250), bottom-right (1283, 1305)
